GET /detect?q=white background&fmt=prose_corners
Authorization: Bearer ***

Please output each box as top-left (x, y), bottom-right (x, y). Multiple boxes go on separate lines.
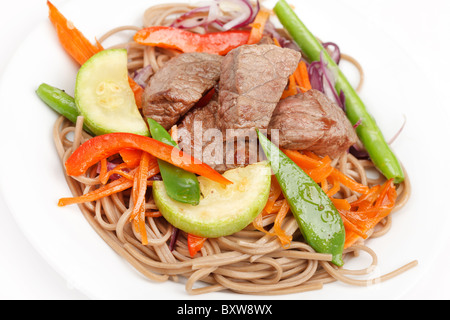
top-left (0, 0), bottom-right (449, 300)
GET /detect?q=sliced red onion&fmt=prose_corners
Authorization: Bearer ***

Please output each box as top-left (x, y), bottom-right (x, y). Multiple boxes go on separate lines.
top-left (132, 65), bottom-right (153, 88)
top-left (171, 6), bottom-right (211, 29)
top-left (263, 20), bottom-right (301, 51)
top-left (96, 160), bottom-right (127, 181)
top-left (308, 52), bottom-right (346, 110)
top-left (349, 144), bottom-right (370, 159)
top-left (388, 115), bottom-right (407, 145)
top-left (171, 0), bottom-right (260, 31)
top-left (169, 227), bottom-right (180, 251)
top-left (323, 42), bottom-right (341, 64)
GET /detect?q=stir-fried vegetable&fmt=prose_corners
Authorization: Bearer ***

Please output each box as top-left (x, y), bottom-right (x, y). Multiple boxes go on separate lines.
top-left (281, 60), bottom-right (312, 98)
top-left (36, 83), bottom-right (94, 135)
top-left (187, 234), bottom-right (207, 257)
top-left (64, 132), bottom-right (232, 186)
top-left (171, 0), bottom-right (260, 31)
top-left (47, 1), bottom-right (144, 108)
top-left (147, 118), bottom-right (201, 206)
top-left (339, 178), bottom-right (397, 248)
top-left (134, 26), bottom-right (251, 55)
top-left (274, 0), bottom-right (405, 184)
top-left (257, 129), bottom-right (345, 266)
top-left (247, 9), bottom-right (270, 44)
top-left (75, 49), bottom-right (149, 136)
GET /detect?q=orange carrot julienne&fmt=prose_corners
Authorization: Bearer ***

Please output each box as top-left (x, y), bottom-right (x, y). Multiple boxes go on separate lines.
top-left (263, 176), bottom-right (282, 216)
top-left (331, 198), bottom-right (351, 211)
top-left (145, 211), bottom-right (162, 218)
top-left (47, 1), bottom-right (102, 65)
top-left (130, 152), bottom-right (153, 245)
top-left (339, 179), bottom-right (397, 248)
top-left (58, 176), bottom-right (133, 207)
top-left (100, 163), bottom-right (134, 182)
top-left (47, 1), bottom-right (144, 108)
top-left (329, 168), bottom-right (369, 194)
top-left (281, 149), bottom-right (321, 169)
top-left (99, 158), bottom-right (109, 185)
top-left (281, 74), bottom-right (298, 99)
top-left (273, 200), bottom-right (293, 248)
top-left (247, 10), bottom-right (271, 45)
top-left (294, 61), bottom-right (312, 93)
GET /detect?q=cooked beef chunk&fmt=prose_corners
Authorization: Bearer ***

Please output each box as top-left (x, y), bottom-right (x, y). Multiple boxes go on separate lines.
top-left (268, 89), bottom-right (358, 158)
top-left (142, 52), bottom-right (223, 129)
top-left (217, 44), bottom-right (301, 135)
top-left (177, 93), bottom-right (263, 173)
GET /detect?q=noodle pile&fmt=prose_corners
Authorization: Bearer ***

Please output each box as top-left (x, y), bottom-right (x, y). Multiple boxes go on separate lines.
top-left (53, 3), bottom-right (417, 295)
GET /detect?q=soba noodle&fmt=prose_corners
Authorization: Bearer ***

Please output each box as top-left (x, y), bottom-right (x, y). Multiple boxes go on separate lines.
top-left (53, 2), bottom-right (417, 295)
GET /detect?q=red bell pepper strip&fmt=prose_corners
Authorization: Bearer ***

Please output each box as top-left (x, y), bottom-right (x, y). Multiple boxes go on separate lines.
top-left (65, 132), bottom-right (232, 186)
top-left (134, 26), bottom-right (250, 55)
top-left (47, 1), bottom-right (144, 108)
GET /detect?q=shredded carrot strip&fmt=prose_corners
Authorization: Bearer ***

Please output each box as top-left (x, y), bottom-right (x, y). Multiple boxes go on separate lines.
top-left (340, 214), bottom-right (368, 239)
top-left (331, 198), bottom-right (351, 211)
top-left (99, 158), bottom-right (109, 185)
top-left (281, 74), bottom-right (298, 99)
top-left (294, 61), bottom-right (312, 93)
top-left (326, 176), bottom-right (341, 197)
top-left (260, 149), bottom-right (398, 249)
top-left (329, 168), bottom-right (369, 194)
top-left (263, 176), bottom-right (282, 216)
top-left (100, 163), bottom-right (134, 182)
top-left (130, 152), bottom-right (153, 245)
top-left (254, 199), bottom-right (292, 248)
top-left (339, 179), bottom-right (397, 248)
top-left (273, 37), bottom-right (281, 47)
top-left (305, 156), bottom-right (333, 183)
top-left (281, 149), bottom-right (320, 169)
top-left (145, 211), bottom-right (162, 218)
top-left (273, 200), bottom-right (293, 248)
top-left (320, 179), bottom-right (328, 193)
top-left (247, 10), bottom-right (271, 45)
top-left (58, 176), bottom-right (133, 207)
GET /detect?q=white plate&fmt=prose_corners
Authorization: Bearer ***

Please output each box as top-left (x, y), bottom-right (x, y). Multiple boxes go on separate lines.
top-left (0, 0), bottom-right (448, 300)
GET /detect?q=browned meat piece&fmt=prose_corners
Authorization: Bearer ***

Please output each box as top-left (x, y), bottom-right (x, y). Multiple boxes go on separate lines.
top-left (268, 89), bottom-right (358, 158)
top-left (142, 52), bottom-right (223, 129)
top-left (177, 93), bottom-right (221, 167)
top-left (177, 94), bottom-right (263, 173)
top-left (217, 44), bottom-right (301, 135)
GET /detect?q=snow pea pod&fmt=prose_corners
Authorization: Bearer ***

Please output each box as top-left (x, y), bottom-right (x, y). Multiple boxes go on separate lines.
top-left (36, 83), bottom-right (94, 135)
top-left (147, 118), bottom-right (200, 206)
top-left (257, 129), bottom-right (345, 266)
top-left (273, 0), bottom-right (404, 184)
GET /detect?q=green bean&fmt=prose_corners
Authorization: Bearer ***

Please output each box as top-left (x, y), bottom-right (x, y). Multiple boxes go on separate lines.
top-left (274, 0), bottom-right (404, 183)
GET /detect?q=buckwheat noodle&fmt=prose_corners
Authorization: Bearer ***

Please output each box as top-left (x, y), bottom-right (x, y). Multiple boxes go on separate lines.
top-left (53, 2), bottom-right (416, 296)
